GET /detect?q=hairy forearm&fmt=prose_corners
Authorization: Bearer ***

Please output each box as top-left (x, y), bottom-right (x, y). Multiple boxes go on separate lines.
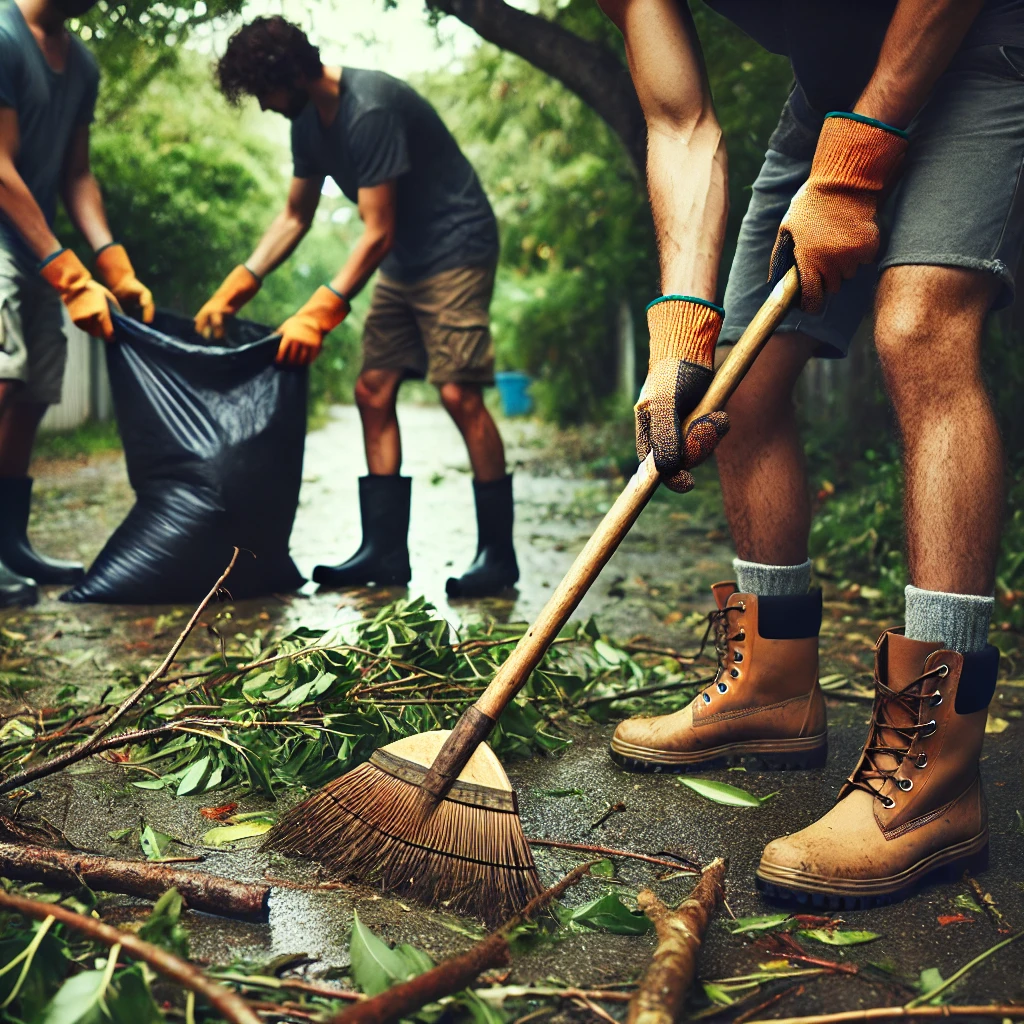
top-left (329, 227), bottom-right (393, 300)
top-left (0, 165), bottom-right (60, 260)
top-left (856, 0), bottom-right (985, 127)
top-left (648, 116), bottom-right (728, 299)
top-left (62, 173), bottom-right (113, 252)
top-left (245, 210), bottom-right (312, 278)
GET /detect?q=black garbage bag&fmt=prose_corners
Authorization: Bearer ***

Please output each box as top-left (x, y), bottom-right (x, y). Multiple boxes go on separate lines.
top-left (62, 311), bottom-right (307, 604)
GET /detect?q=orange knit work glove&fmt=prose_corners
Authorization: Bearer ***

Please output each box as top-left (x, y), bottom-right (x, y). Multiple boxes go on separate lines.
top-left (39, 248), bottom-right (120, 342)
top-left (769, 113), bottom-right (908, 313)
top-left (95, 243), bottom-right (154, 324)
top-left (194, 265), bottom-right (262, 340)
top-left (635, 297), bottom-right (729, 494)
top-left (275, 286), bottom-right (350, 368)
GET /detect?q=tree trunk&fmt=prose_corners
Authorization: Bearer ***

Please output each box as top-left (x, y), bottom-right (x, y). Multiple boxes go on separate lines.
top-left (427, 0), bottom-right (646, 174)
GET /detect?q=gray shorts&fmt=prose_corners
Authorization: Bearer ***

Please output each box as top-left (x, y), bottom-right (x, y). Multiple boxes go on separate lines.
top-left (721, 45), bottom-right (1024, 359)
top-left (0, 242), bottom-right (68, 404)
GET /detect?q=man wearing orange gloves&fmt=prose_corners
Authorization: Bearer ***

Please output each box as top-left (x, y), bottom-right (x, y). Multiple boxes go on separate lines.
top-left (0, 0), bottom-right (152, 607)
top-left (196, 17), bottom-right (517, 598)
top-left (600, 0), bottom-right (1022, 905)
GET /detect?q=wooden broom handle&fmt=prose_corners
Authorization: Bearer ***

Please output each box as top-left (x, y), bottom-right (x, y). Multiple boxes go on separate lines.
top-left (420, 268), bottom-right (799, 799)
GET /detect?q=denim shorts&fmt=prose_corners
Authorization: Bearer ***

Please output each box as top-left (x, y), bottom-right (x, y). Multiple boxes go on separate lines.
top-left (720, 45), bottom-right (1024, 359)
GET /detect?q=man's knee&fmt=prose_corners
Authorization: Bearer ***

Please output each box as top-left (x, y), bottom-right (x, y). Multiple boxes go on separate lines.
top-left (875, 266), bottom-right (994, 402)
top-left (354, 371), bottom-right (399, 414)
top-left (438, 381), bottom-right (484, 421)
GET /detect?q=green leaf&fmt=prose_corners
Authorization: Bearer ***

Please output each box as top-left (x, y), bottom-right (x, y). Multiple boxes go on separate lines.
top-left (593, 639), bottom-right (627, 665)
top-left (568, 892), bottom-right (652, 935)
top-left (107, 828), bottom-right (135, 842)
top-left (728, 914), bottom-right (790, 934)
top-left (138, 889), bottom-right (188, 957)
top-left (349, 912), bottom-right (425, 996)
top-left (457, 989), bottom-right (507, 1024)
top-left (139, 825), bottom-right (174, 861)
top-left (130, 779), bottom-right (165, 790)
top-left (590, 859), bottom-right (616, 879)
top-left (35, 970), bottom-right (107, 1024)
top-left (954, 893), bottom-right (983, 912)
top-left (201, 820), bottom-right (273, 846)
top-left (799, 929), bottom-right (880, 946)
top-left (105, 967), bottom-right (163, 1024)
top-left (917, 968), bottom-right (950, 1005)
top-left (175, 755), bottom-right (211, 796)
top-left (677, 778), bottom-right (776, 807)
top-left (702, 982), bottom-right (735, 1006)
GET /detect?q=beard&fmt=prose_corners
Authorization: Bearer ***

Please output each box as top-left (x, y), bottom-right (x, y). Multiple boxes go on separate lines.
top-left (283, 88), bottom-right (309, 120)
top-left (53, 0), bottom-right (99, 17)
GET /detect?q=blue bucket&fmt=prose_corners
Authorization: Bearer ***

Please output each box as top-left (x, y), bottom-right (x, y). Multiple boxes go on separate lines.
top-left (495, 371), bottom-right (534, 417)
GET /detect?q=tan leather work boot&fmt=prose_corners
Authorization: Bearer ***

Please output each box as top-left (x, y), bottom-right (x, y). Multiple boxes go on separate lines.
top-left (757, 630), bottom-right (998, 909)
top-left (609, 582), bottom-right (827, 772)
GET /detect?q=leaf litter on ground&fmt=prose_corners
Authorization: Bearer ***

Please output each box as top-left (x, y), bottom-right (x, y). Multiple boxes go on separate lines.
top-left (677, 778), bottom-right (778, 807)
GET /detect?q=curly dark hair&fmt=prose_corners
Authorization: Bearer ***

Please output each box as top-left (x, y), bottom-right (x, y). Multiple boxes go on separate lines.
top-left (216, 16), bottom-right (323, 105)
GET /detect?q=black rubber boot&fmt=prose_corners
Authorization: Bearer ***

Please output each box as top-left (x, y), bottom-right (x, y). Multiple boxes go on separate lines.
top-left (0, 560), bottom-right (37, 608)
top-left (313, 475), bottom-right (412, 587)
top-left (446, 474), bottom-right (519, 598)
top-left (0, 477), bottom-right (84, 585)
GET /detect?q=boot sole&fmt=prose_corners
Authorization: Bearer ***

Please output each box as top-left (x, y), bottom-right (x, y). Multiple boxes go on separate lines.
top-left (312, 568), bottom-right (411, 587)
top-left (609, 732), bottom-right (827, 773)
top-left (755, 831), bottom-right (990, 910)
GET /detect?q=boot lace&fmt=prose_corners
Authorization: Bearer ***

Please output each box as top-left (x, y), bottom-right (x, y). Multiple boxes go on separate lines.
top-left (847, 662), bottom-right (949, 807)
top-left (695, 605), bottom-right (745, 703)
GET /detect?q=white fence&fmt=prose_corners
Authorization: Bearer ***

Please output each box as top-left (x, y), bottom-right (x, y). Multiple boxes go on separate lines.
top-left (39, 314), bottom-right (113, 432)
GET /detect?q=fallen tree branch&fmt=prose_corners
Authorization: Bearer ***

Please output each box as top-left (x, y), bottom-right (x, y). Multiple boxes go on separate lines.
top-left (746, 1008), bottom-right (1024, 1024)
top-left (331, 862), bottom-right (596, 1024)
top-left (0, 841), bottom-right (269, 921)
top-left (0, 887), bottom-right (261, 1024)
top-left (627, 857), bottom-right (727, 1024)
top-left (527, 837), bottom-right (701, 873)
top-left (0, 552), bottom-right (239, 798)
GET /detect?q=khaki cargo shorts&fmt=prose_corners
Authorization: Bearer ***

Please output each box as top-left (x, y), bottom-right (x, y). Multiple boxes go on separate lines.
top-left (361, 261), bottom-right (496, 386)
top-left (0, 243), bottom-right (68, 405)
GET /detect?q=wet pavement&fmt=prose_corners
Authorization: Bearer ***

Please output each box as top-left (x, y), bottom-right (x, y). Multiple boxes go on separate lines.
top-left (4, 401), bottom-right (1024, 1018)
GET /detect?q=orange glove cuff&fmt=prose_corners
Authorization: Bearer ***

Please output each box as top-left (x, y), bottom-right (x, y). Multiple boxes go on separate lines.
top-left (39, 248), bottom-right (90, 292)
top-left (94, 243), bottom-right (135, 290)
top-left (811, 114), bottom-right (908, 193)
top-left (295, 285), bottom-right (350, 334)
top-left (646, 297), bottom-right (723, 369)
top-left (213, 264), bottom-right (263, 314)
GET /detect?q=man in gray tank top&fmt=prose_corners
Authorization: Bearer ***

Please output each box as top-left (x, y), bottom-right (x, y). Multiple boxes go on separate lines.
top-left (0, 0), bottom-right (154, 606)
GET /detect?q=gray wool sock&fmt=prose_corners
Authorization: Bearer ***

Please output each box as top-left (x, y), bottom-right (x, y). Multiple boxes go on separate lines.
top-left (904, 585), bottom-right (993, 653)
top-left (733, 557), bottom-right (812, 597)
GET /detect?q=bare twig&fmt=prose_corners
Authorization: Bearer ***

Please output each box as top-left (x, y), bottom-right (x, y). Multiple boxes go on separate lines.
top-left (746, 1008), bottom-right (1024, 1024)
top-left (903, 930), bottom-right (1022, 1009)
top-left (527, 837), bottom-right (701, 873)
top-left (627, 857), bottom-right (728, 1024)
top-left (0, 888), bottom-right (261, 1024)
top-left (331, 862), bottom-right (596, 1024)
top-left (0, 842), bottom-right (269, 920)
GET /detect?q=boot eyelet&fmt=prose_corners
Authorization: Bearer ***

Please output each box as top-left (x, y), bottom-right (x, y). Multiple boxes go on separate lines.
top-left (730, 668), bottom-right (740, 678)
top-left (928, 692), bottom-right (942, 707)
top-left (736, 631), bottom-right (746, 642)
top-left (702, 692), bottom-right (711, 704)
top-left (938, 664), bottom-right (950, 678)
top-left (733, 651), bottom-right (743, 663)
top-left (881, 796), bottom-right (896, 809)
top-left (921, 720), bottom-right (937, 737)
top-left (717, 682), bottom-right (728, 694)
top-left (915, 753), bottom-right (928, 769)
top-left (897, 778), bottom-right (913, 792)
top-left (737, 602), bottom-right (746, 611)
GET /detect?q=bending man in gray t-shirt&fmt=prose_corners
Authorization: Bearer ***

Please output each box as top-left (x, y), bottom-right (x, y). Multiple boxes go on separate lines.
top-left (0, 0), bottom-right (154, 606)
top-left (196, 16), bottom-right (518, 599)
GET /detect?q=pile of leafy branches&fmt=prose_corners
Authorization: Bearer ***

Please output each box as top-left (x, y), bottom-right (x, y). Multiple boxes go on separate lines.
top-left (0, 596), bottom-right (708, 801)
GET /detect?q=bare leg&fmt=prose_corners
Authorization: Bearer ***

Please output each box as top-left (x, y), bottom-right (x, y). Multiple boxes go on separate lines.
top-left (354, 368), bottom-right (403, 475)
top-left (875, 266), bottom-right (1002, 595)
top-left (715, 333), bottom-right (818, 564)
top-left (438, 383), bottom-right (506, 482)
top-left (0, 398), bottom-right (46, 477)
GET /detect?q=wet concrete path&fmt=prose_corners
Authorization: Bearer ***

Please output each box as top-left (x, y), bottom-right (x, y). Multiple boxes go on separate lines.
top-left (5, 403), bottom-right (1023, 1018)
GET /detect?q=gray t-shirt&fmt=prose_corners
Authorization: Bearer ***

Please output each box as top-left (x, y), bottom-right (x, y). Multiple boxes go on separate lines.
top-left (291, 68), bottom-right (498, 283)
top-left (0, 1), bottom-right (98, 257)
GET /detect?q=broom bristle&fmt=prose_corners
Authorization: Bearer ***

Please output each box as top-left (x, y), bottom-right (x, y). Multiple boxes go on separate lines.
top-left (265, 757), bottom-right (543, 927)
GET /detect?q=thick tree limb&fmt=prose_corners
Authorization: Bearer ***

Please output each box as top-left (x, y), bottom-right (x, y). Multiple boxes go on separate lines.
top-left (331, 862), bottom-right (595, 1024)
top-left (0, 842), bottom-right (269, 920)
top-left (627, 857), bottom-right (727, 1024)
top-left (0, 888), bottom-right (261, 1024)
top-left (427, 0), bottom-right (646, 173)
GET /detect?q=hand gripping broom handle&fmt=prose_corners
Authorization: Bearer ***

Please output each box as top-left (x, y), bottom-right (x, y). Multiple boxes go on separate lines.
top-left (420, 267), bottom-right (800, 802)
